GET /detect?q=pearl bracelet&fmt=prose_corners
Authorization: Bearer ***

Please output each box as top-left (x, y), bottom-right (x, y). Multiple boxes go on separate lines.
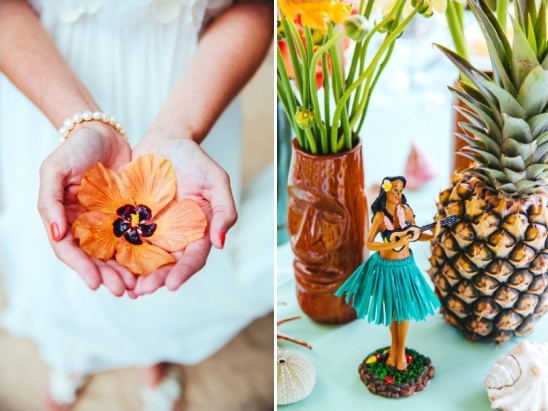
top-left (58, 111), bottom-right (128, 142)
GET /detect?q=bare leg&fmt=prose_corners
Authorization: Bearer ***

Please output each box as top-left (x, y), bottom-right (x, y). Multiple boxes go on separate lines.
top-left (142, 363), bottom-right (167, 388)
top-left (386, 321), bottom-right (398, 368)
top-left (395, 321), bottom-right (410, 371)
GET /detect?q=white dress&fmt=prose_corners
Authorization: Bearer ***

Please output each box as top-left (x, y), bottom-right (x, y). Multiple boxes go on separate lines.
top-left (0, 0), bottom-right (273, 375)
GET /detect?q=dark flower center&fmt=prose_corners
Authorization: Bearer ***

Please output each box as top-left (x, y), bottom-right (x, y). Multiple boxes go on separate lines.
top-left (113, 204), bottom-right (157, 245)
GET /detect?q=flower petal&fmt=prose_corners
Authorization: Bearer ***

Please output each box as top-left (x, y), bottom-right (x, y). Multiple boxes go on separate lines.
top-left (149, 199), bottom-right (207, 252)
top-left (78, 163), bottom-right (129, 213)
top-left (115, 240), bottom-right (175, 275)
top-left (72, 211), bottom-right (119, 260)
top-left (122, 154), bottom-right (176, 217)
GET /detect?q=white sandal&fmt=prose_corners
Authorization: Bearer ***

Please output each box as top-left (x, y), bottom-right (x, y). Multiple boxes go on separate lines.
top-left (46, 368), bottom-right (87, 410)
top-left (140, 368), bottom-right (183, 411)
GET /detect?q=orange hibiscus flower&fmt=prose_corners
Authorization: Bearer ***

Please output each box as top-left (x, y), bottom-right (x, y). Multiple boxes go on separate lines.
top-left (72, 154), bottom-right (207, 275)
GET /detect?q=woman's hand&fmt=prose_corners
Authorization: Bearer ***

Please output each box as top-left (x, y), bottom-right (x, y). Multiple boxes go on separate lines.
top-left (129, 137), bottom-right (237, 297)
top-left (392, 232), bottom-right (412, 249)
top-left (37, 122), bottom-right (134, 296)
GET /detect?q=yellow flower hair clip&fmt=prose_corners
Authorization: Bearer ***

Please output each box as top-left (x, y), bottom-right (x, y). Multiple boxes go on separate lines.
top-left (381, 180), bottom-right (392, 192)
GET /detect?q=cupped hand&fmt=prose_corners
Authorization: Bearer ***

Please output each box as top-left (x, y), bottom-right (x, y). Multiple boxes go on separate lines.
top-left (38, 122), bottom-right (135, 296)
top-left (129, 137), bottom-right (237, 296)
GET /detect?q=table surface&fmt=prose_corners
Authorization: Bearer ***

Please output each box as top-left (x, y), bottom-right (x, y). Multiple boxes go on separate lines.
top-left (277, 18), bottom-right (548, 411)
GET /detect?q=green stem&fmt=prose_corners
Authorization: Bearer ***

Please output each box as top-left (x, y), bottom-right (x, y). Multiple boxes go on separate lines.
top-left (277, 46), bottom-right (304, 147)
top-left (304, 128), bottom-right (318, 154)
top-left (281, 19), bottom-right (305, 97)
top-left (446, 0), bottom-right (468, 59)
top-left (496, 0), bottom-right (509, 34)
top-left (276, 78), bottom-right (303, 144)
top-left (332, 8), bottom-right (418, 145)
top-left (355, 39), bottom-right (396, 135)
top-left (327, 26), bottom-right (351, 151)
top-left (322, 52), bottom-right (330, 152)
top-left (308, 31), bottom-right (346, 151)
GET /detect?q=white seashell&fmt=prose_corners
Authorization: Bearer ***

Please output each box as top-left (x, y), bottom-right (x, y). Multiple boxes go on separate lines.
top-left (484, 340), bottom-right (548, 411)
top-left (277, 349), bottom-right (316, 406)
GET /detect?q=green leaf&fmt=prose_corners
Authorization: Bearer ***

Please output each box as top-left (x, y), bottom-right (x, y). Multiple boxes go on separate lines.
top-left (469, 0), bottom-right (515, 93)
top-left (476, 74), bottom-right (526, 118)
top-left (502, 114), bottom-right (533, 144)
top-left (455, 106), bottom-right (484, 129)
top-left (503, 167), bottom-right (526, 182)
top-left (515, 179), bottom-right (544, 194)
top-left (501, 138), bottom-right (536, 159)
top-left (517, 67), bottom-right (548, 116)
top-left (536, 131), bottom-right (548, 146)
top-left (500, 154), bottom-right (526, 171)
top-left (460, 124), bottom-right (502, 156)
top-left (533, 138), bottom-right (548, 162)
top-left (435, 44), bottom-right (495, 97)
top-left (526, 164), bottom-right (548, 180)
top-left (451, 87), bottom-right (503, 142)
top-left (511, 15), bottom-right (541, 87)
top-left (528, 113), bottom-right (548, 137)
top-left (468, 147), bottom-right (502, 167)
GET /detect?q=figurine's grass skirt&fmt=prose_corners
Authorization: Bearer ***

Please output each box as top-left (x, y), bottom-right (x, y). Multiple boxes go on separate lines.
top-left (335, 252), bottom-right (440, 326)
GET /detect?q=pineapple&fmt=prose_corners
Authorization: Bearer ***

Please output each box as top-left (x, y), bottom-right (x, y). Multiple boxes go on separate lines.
top-left (429, 0), bottom-right (548, 342)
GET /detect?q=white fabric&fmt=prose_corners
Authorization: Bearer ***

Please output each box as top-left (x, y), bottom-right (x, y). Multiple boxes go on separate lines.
top-left (48, 369), bottom-right (87, 404)
top-left (141, 369), bottom-right (182, 411)
top-left (0, 0), bottom-right (273, 375)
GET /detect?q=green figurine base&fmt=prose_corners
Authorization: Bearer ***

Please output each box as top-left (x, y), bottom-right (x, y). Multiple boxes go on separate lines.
top-left (358, 347), bottom-right (434, 398)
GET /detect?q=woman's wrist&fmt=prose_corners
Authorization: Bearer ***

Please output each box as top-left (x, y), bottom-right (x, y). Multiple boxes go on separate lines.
top-left (143, 123), bottom-right (204, 145)
top-left (59, 111), bottom-right (127, 142)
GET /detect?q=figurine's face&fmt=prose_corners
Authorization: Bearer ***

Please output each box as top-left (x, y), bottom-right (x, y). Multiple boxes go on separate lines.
top-left (386, 180), bottom-right (405, 206)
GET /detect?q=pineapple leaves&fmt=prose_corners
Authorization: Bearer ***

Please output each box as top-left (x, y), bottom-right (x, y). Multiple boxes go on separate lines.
top-left (460, 124), bottom-right (502, 156)
top-left (517, 66), bottom-right (548, 115)
top-left (475, 74), bottom-right (526, 118)
top-left (500, 155), bottom-right (526, 172)
top-left (502, 114), bottom-right (532, 144)
top-left (469, 0), bottom-right (515, 93)
top-left (528, 113), bottom-right (548, 137)
top-left (526, 164), bottom-right (548, 180)
top-left (511, 15), bottom-right (541, 88)
top-left (435, 43), bottom-right (495, 97)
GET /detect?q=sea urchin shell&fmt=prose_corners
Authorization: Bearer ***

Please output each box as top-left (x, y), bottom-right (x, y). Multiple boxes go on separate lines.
top-left (277, 349), bottom-right (316, 405)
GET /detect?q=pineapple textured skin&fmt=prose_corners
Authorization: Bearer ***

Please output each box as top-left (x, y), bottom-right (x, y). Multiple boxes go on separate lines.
top-left (429, 173), bottom-right (548, 342)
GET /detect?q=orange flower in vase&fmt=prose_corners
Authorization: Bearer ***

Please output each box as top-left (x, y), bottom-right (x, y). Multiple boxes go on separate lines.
top-left (72, 154), bottom-right (207, 275)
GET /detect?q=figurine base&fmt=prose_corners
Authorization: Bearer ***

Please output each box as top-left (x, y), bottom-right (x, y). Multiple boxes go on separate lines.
top-left (358, 347), bottom-right (434, 398)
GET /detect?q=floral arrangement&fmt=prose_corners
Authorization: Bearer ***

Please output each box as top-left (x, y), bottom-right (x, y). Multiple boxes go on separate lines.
top-left (72, 154), bottom-right (206, 275)
top-left (277, 0), bottom-right (446, 155)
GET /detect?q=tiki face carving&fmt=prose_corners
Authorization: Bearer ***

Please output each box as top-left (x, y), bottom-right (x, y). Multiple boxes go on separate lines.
top-left (287, 186), bottom-right (348, 264)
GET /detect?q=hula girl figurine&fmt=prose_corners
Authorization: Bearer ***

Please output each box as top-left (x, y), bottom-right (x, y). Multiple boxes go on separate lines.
top-left (335, 176), bottom-right (442, 397)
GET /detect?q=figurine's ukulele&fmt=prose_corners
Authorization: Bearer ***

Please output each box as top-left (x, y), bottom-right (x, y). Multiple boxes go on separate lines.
top-left (388, 215), bottom-right (457, 252)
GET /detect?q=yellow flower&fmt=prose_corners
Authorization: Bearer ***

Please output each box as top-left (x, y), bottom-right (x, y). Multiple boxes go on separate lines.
top-left (72, 154), bottom-right (207, 275)
top-left (295, 107), bottom-right (315, 129)
top-left (278, 0), bottom-right (351, 32)
top-left (382, 180), bottom-right (392, 192)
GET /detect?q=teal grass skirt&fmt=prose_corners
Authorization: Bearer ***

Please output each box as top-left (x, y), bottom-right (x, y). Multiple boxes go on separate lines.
top-left (335, 252), bottom-right (440, 326)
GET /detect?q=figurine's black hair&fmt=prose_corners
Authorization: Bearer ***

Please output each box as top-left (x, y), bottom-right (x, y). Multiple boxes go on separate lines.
top-left (371, 176), bottom-right (412, 222)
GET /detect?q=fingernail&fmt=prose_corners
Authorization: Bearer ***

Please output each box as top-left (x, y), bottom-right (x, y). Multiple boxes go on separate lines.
top-left (50, 222), bottom-right (60, 241)
top-left (219, 229), bottom-right (226, 249)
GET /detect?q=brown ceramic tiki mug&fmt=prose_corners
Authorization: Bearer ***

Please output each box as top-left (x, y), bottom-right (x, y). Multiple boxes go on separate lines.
top-left (287, 139), bottom-right (368, 324)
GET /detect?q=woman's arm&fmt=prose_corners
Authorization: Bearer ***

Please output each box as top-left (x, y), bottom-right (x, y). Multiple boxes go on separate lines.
top-left (142, 0), bottom-right (273, 143)
top-left (0, 1), bottom-right (133, 295)
top-left (0, 1), bottom-right (99, 125)
top-left (131, 0), bottom-right (273, 295)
